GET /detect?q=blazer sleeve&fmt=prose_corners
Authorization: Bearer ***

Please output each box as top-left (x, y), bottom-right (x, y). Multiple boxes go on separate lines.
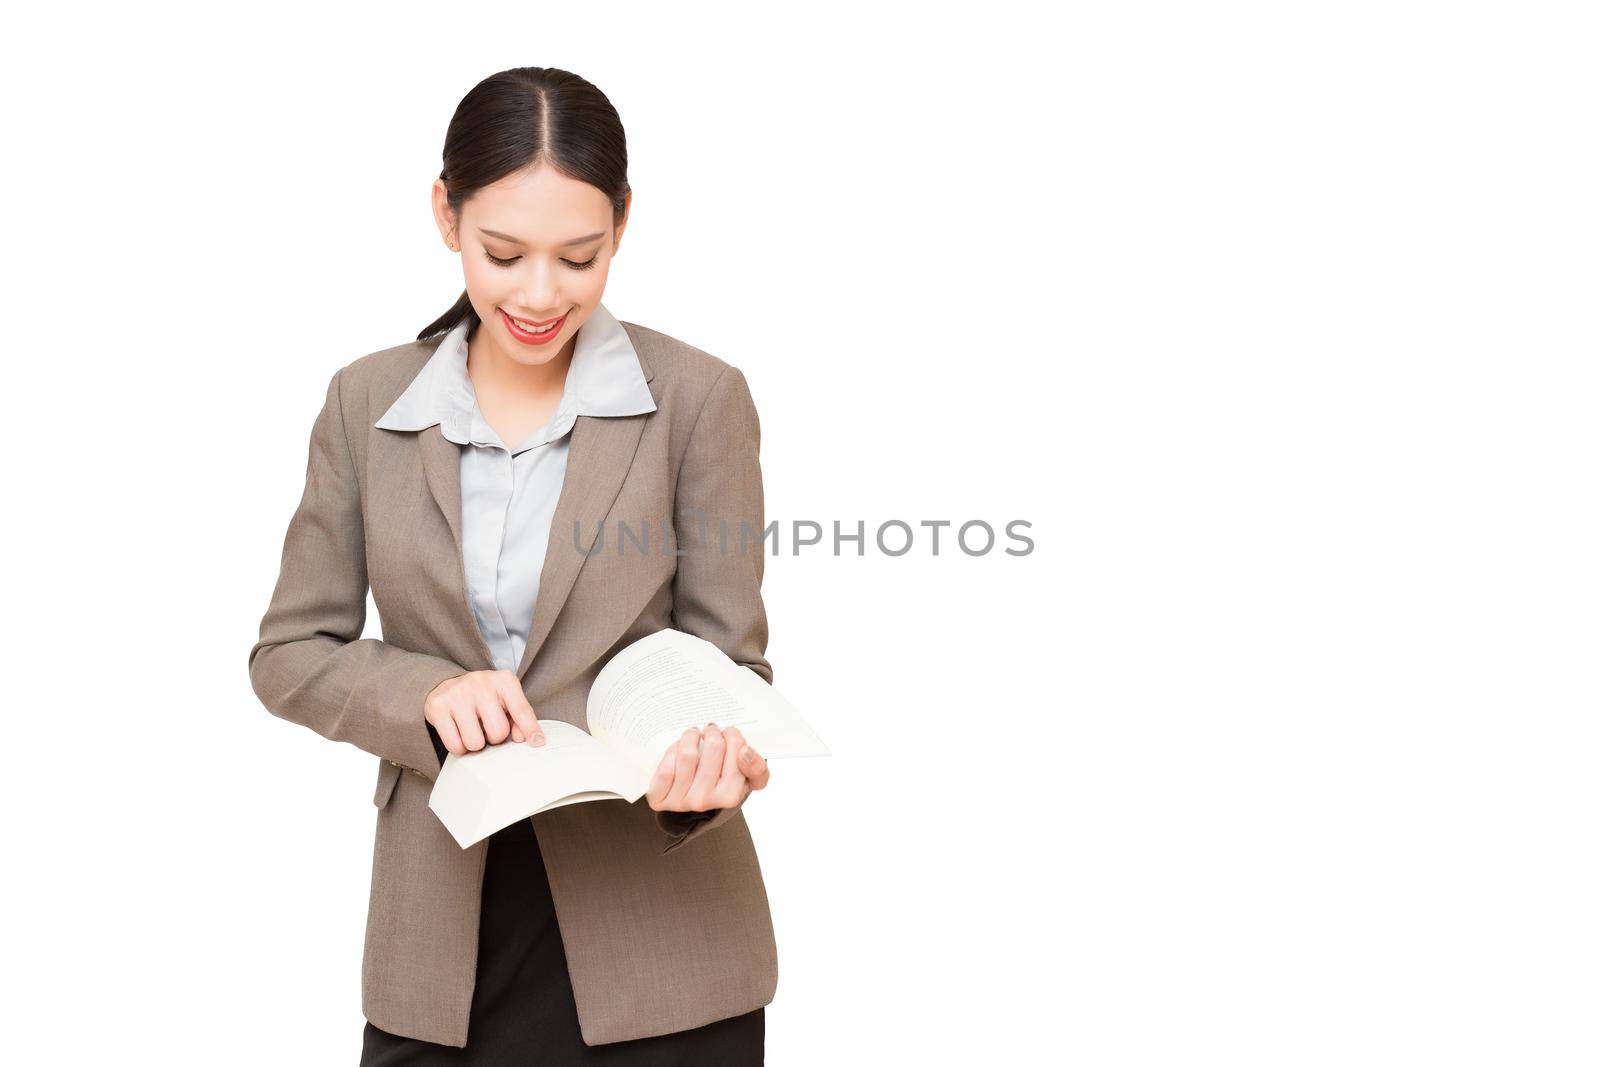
top-left (655, 365), bottom-right (774, 854)
top-left (247, 367), bottom-right (467, 782)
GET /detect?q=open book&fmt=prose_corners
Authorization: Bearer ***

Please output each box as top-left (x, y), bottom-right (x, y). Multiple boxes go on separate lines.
top-left (427, 628), bottom-right (830, 848)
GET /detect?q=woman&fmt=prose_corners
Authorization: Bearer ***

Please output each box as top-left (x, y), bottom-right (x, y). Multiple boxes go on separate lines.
top-left (248, 66), bottom-right (779, 1064)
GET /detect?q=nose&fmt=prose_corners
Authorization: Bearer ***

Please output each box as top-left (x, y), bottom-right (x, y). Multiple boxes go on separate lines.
top-left (513, 261), bottom-right (561, 316)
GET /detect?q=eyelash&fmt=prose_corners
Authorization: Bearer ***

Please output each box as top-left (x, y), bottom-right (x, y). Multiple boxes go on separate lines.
top-left (483, 251), bottom-right (598, 271)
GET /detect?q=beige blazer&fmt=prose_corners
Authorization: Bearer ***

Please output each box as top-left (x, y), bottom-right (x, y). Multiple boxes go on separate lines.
top-left (247, 319), bottom-right (779, 1048)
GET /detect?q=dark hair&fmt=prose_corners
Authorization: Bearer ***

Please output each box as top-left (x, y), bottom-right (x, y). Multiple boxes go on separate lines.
top-left (417, 67), bottom-right (631, 342)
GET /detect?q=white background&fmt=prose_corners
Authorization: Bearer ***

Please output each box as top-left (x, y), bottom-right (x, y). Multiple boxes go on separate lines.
top-left (5, 3), bottom-right (1596, 1064)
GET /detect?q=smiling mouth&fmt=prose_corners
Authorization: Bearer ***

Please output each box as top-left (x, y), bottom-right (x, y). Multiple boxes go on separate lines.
top-left (506, 311), bottom-right (564, 328)
top-left (500, 307), bottom-right (569, 340)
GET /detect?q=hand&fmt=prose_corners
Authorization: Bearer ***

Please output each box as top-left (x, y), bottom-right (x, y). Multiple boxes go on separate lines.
top-left (424, 669), bottom-right (546, 756)
top-left (646, 723), bottom-right (770, 815)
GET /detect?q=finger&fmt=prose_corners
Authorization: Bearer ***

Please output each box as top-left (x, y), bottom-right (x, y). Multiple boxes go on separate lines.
top-left (688, 722), bottom-right (727, 806)
top-left (645, 743), bottom-right (678, 810)
top-left (741, 744), bottom-right (770, 790)
top-left (712, 725), bottom-right (747, 805)
top-left (494, 671), bottom-right (545, 747)
top-left (478, 697), bottom-right (512, 746)
top-left (665, 728), bottom-right (702, 809)
top-left (720, 725), bottom-right (747, 770)
top-left (721, 726), bottom-right (769, 792)
top-left (434, 711), bottom-right (466, 757)
top-left (455, 704), bottom-right (487, 752)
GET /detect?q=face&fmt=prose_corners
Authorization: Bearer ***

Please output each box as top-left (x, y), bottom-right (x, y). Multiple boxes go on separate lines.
top-left (433, 162), bottom-right (628, 368)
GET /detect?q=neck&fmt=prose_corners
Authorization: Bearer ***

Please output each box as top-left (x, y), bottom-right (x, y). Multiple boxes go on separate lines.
top-left (466, 320), bottom-right (575, 400)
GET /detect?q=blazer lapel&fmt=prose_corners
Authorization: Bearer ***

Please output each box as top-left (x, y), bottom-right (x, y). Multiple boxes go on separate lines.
top-left (515, 412), bottom-right (649, 680)
top-left (415, 411), bottom-right (650, 682)
top-left (418, 424), bottom-right (499, 673)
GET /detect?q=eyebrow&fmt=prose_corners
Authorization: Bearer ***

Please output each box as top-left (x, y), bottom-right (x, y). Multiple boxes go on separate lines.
top-left (478, 228), bottom-right (606, 248)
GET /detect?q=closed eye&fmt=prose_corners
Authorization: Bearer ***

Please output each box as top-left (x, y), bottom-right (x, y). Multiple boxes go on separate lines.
top-left (483, 250), bottom-right (598, 271)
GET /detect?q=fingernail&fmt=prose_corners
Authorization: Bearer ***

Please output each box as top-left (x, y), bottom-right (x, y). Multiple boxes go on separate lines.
top-left (531, 733), bottom-right (547, 747)
top-left (707, 721), bottom-right (718, 730)
top-left (742, 747), bottom-right (755, 763)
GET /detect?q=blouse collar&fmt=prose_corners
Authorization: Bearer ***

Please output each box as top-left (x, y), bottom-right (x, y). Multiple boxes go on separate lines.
top-left (374, 302), bottom-right (657, 453)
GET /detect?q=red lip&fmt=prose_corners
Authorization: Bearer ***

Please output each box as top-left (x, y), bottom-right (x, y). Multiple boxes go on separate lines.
top-left (499, 307), bottom-right (568, 346)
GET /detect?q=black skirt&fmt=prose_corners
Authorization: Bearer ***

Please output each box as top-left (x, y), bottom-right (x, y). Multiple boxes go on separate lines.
top-left (359, 816), bottom-right (765, 1065)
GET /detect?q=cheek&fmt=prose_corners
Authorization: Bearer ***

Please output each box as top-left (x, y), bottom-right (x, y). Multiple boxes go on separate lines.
top-left (461, 254), bottom-right (496, 297)
top-left (575, 261), bottom-right (612, 301)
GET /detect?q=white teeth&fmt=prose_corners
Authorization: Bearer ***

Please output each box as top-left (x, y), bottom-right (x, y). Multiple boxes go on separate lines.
top-left (508, 312), bottom-right (558, 334)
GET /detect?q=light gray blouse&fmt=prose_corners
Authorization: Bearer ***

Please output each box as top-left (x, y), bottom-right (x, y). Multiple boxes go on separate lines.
top-left (372, 303), bottom-right (658, 672)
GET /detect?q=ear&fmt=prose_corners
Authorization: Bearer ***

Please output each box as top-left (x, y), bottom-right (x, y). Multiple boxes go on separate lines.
top-left (432, 179), bottom-right (459, 251)
top-left (613, 191), bottom-right (632, 252)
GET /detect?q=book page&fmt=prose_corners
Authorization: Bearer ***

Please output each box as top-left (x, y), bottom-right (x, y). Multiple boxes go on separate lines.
top-left (426, 719), bottom-right (645, 849)
top-left (588, 628), bottom-right (831, 775)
